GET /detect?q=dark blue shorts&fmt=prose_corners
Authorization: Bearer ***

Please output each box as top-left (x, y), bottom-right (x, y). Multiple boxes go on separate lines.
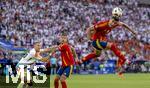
top-left (57, 65), bottom-right (73, 78)
top-left (92, 40), bottom-right (107, 50)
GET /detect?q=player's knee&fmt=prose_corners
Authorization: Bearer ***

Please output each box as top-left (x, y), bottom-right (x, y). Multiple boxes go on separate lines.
top-left (60, 76), bottom-right (66, 82)
top-left (60, 78), bottom-right (65, 82)
top-left (110, 43), bottom-right (116, 49)
top-left (54, 76), bottom-right (60, 82)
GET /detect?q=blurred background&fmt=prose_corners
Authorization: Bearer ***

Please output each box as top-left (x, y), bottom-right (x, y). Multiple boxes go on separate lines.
top-left (0, 0), bottom-right (150, 76)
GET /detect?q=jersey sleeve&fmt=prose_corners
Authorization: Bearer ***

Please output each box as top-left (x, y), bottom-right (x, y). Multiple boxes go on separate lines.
top-left (29, 49), bottom-right (36, 56)
top-left (58, 44), bottom-right (68, 51)
top-left (94, 21), bottom-right (107, 30)
top-left (28, 49), bottom-right (42, 60)
top-left (26, 50), bottom-right (43, 60)
top-left (23, 50), bottom-right (36, 60)
top-left (16, 49), bottom-right (36, 67)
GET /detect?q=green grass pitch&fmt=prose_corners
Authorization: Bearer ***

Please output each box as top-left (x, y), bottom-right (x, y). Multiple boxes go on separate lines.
top-left (50, 73), bottom-right (150, 88)
top-left (0, 73), bottom-right (150, 88)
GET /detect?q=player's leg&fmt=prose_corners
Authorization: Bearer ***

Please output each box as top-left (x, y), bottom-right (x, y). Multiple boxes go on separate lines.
top-left (17, 81), bottom-right (32, 88)
top-left (82, 49), bottom-right (101, 62)
top-left (106, 42), bottom-right (126, 77)
top-left (16, 65), bottom-right (32, 88)
top-left (54, 75), bottom-right (60, 88)
top-left (17, 75), bottom-right (32, 88)
top-left (106, 43), bottom-right (126, 68)
top-left (26, 80), bottom-right (33, 88)
top-left (60, 65), bottom-right (73, 88)
top-left (17, 82), bottom-right (25, 88)
top-left (60, 75), bottom-right (67, 88)
top-left (54, 67), bottom-right (64, 88)
top-left (26, 67), bottom-right (34, 88)
top-left (80, 40), bottom-right (102, 63)
top-left (17, 68), bottom-right (26, 88)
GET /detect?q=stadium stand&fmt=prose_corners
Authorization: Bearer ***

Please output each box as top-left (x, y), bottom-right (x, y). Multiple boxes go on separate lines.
top-left (0, 0), bottom-right (149, 74)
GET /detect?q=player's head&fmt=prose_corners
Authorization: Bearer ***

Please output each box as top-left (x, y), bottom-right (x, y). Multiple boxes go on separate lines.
top-left (60, 35), bottom-right (68, 44)
top-left (112, 7), bottom-right (123, 21)
top-left (33, 41), bottom-right (41, 51)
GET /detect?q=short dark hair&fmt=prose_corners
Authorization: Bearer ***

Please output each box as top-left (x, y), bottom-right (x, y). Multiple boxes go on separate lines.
top-left (61, 30), bottom-right (68, 36)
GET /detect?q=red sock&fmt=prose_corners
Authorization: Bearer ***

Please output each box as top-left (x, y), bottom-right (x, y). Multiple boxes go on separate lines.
top-left (61, 81), bottom-right (67, 88)
top-left (54, 78), bottom-right (59, 88)
top-left (82, 53), bottom-right (98, 62)
top-left (111, 44), bottom-right (126, 67)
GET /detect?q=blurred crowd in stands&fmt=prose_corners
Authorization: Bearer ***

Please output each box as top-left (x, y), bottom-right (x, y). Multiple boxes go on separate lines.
top-left (0, 0), bottom-right (150, 74)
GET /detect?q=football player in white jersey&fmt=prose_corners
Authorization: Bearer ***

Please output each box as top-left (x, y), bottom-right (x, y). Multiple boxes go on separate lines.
top-left (17, 41), bottom-right (55, 88)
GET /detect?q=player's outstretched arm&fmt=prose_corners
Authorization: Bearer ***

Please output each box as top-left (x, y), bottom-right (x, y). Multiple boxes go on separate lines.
top-left (40, 47), bottom-right (52, 53)
top-left (40, 45), bottom-right (58, 53)
top-left (40, 45), bottom-right (58, 62)
top-left (33, 52), bottom-right (49, 62)
top-left (120, 22), bottom-right (137, 36)
top-left (86, 25), bottom-right (95, 40)
top-left (40, 56), bottom-right (50, 62)
top-left (49, 45), bottom-right (58, 54)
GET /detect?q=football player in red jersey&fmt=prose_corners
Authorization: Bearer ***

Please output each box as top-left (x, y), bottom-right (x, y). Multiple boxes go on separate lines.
top-left (54, 35), bottom-right (78, 88)
top-left (78, 7), bottom-right (137, 77)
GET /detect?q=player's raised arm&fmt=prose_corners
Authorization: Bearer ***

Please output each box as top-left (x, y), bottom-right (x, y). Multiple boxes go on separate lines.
top-left (39, 46), bottom-right (58, 62)
top-left (40, 46), bottom-right (57, 53)
top-left (40, 48), bottom-right (51, 53)
top-left (119, 22), bottom-right (137, 36)
top-left (86, 25), bottom-right (95, 40)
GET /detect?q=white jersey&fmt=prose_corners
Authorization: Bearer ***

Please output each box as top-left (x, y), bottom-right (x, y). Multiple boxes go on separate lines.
top-left (17, 48), bottom-right (44, 67)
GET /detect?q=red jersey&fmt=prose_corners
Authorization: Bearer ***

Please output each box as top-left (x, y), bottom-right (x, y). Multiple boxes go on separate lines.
top-left (92, 20), bottom-right (119, 41)
top-left (58, 43), bottom-right (75, 67)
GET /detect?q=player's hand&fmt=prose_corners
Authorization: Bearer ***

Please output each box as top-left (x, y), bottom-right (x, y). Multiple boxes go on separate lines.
top-left (48, 45), bottom-right (58, 54)
top-left (75, 59), bottom-right (83, 65)
top-left (41, 56), bottom-right (50, 62)
top-left (133, 32), bottom-right (142, 41)
top-left (75, 59), bottom-right (79, 65)
top-left (75, 58), bottom-right (79, 63)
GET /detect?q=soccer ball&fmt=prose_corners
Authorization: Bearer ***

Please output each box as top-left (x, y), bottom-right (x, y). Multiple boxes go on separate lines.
top-left (112, 7), bottom-right (123, 17)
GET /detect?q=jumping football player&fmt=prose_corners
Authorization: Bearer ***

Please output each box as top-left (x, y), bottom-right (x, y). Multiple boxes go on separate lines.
top-left (78, 7), bottom-right (137, 76)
